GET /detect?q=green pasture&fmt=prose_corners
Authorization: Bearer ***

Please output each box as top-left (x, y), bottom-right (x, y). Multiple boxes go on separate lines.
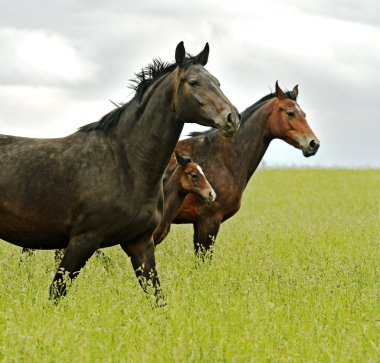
top-left (0, 169), bottom-right (379, 362)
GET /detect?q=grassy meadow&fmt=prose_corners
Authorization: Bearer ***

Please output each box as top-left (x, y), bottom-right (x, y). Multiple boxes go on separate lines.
top-left (0, 169), bottom-right (379, 362)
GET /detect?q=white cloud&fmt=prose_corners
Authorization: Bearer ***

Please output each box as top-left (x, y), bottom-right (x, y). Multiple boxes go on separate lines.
top-left (0, 85), bottom-right (113, 137)
top-left (0, 28), bottom-right (98, 87)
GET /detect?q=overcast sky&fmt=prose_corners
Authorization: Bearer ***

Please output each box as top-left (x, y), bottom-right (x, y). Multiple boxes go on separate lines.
top-left (0, 0), bottom-right (379, 167)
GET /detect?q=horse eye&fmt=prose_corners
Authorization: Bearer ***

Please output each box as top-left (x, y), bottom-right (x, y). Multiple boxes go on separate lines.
top-left (188, 80), bottom-right (198, 87)
top-left (190, 173), bottom-right (198, 179)
top-left (286, 111), bottom-right (295, 117)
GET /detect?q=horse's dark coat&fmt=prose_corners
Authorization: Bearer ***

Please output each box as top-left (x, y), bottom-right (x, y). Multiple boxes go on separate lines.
top-left (0, 42), bottom-right (240, 301)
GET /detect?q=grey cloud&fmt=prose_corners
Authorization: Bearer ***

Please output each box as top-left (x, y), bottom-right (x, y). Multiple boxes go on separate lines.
top-left (0, 0), bottom-right (379, 167)
top-left (275, 0), bottom-right (380, 27)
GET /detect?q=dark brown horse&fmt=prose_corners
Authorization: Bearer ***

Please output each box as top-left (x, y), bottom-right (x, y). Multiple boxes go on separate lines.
top-left (170, 82), bottom-right (320, 256)
top-left (153, 152), bottom-right (216, 245)
top-left (47, 152), bottom-right (215, 261)
top-left (0, 41), bottom-right (240, 301)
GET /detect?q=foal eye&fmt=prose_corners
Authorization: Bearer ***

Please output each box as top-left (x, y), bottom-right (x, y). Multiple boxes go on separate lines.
top-left (188, 80), bottom-right (198, 87)
top-left (286, 111), bottom-right (295, 117)
top-left (190, 173), bottom-right (198, 179)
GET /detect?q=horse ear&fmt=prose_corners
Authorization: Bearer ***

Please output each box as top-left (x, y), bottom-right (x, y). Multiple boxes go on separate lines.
top-left (195, 43), bottom-right (209, 66)
top-left (175, 41), bottom-right (186, 67)
top-left (175, 151), bottom-right (191, 168)
top-left (292, 84), bottom-right (299, 99)
top-left (275, 81), bottom-right (286, 99)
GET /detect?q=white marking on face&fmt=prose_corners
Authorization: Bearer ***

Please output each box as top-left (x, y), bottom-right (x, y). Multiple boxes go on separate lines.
top-left (295, 104), bottom-right (302, 113)
top-left (196, 165), bottom-right (205, 177)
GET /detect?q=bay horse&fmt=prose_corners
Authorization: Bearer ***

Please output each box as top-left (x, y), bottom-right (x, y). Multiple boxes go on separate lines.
top-left (153, 152), bottom-right (216, 245)
top-left (170, 82), bottom-right (320, 257)
top-left (0, 41), bottom-right (240, 301)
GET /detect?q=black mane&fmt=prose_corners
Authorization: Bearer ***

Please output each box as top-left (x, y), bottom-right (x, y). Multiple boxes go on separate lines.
top-left (79, 101), bottom-right (130, 132)
top-left (241, 89), bottom-right (297, 120)
top-left (129, 58), bottom-right (174, 101)
top-left (79, 55), bottom-right (199, 133)
top-left (130, 54), bottom-right (198, 100)
top-left (188, 89), bottom-right (297, 138)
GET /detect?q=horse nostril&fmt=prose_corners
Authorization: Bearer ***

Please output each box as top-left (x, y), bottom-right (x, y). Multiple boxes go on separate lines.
top-left (227, 113), bottom-right (233, 125)
top-left (227, 112), bottom-right (240, 126)
top-left (309, 139), bottom-right (319, 150)
top-left (207, 190), bottom-right (216, 201)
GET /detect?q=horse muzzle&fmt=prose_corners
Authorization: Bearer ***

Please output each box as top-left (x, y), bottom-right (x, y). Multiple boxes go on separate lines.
top-left (201, 189), bottom-right (217, 204)
top-left (218, 111), bottom-right (241, 137)
top-left (301, 138), bottom-right (320, 157)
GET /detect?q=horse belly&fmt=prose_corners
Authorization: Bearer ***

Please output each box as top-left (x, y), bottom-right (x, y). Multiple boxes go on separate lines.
top-left (0, 204), bottom-right (69, 249)
top-left (0, 228), bottom-right (69, 249)
top-left (105, 205), bottom-right (163, 245)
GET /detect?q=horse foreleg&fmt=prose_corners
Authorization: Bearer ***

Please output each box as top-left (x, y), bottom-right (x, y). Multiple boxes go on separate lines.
top-left (49, 234), bottom-right (98, 302)
top-left (193, 218), bottom-right (221, 259)
top-left (121, 237), bottom-right (164, 305)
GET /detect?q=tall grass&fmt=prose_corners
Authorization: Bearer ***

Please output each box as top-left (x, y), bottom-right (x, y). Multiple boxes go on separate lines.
top-left (0, 169), bottom-right (379, 362)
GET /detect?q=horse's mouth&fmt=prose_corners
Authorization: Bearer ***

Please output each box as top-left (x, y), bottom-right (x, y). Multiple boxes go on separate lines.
top-left (302, 149), bottom-right (315, 157)
top-left (301, 144), bottom-right (320, 157)
top-left (199, 192), bottom-right (217, 204)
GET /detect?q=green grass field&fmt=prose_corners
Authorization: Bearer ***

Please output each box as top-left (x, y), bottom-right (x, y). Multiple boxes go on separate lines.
top-left (0, 169), bottom-right (379, 362)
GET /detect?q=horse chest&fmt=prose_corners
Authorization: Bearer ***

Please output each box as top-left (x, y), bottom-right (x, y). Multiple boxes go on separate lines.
top-left (106, 193), bottom-right (163, 241)
top-left (109, 209), bottom-right (162, 244)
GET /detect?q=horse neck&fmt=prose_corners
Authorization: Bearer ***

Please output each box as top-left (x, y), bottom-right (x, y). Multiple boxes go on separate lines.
top-left (161, 167), bottom-right (187, 225)
top-left (115, 75), bottom-right (184, 188)
top-left (219, 102), bottom-right (273, 187)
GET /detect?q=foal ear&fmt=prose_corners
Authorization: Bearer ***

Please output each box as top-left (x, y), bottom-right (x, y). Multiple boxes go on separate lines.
top-left (195, 43), bottom-right (209, 66)
top-left (175, 41), bottom-right (186, 67)
top-left (175, 151), bottom-right (191, 168)
top-left (291, 84), bottom-right (299, 99)
top-left (275, 81), bottom-right (286, 99)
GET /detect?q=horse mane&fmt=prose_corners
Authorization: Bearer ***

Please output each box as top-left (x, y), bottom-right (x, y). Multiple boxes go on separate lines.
top-left (130, 54), bottom-right (199, 100)
top-left (187, 89), bottom-right (298, 138)
top-left (79, 55), bottom-right (199, 133)
top-left (79, 101), bottom-right (129, 132)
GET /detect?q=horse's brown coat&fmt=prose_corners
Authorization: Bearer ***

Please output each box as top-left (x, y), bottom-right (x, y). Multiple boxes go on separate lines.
top-left (171, 83), bottom-right (320, 256)
top-left (153, 153), bottom-right (215, 245)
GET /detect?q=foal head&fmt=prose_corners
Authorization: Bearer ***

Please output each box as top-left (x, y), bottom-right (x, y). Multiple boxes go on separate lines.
top-left (172, 42), bottom-right (240, 137)
top-left (268, 81), bottom-right (320, 157)
top-left (175, 152), bottom-right (216, 204)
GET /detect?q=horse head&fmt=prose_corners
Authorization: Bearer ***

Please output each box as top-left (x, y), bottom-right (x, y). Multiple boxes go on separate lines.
top-left (172, 42), bottom-right (240, 137)
top-left (175, 152), bottom-right (216, 204)
top-left (268, 81), bottom-right (320, 157)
